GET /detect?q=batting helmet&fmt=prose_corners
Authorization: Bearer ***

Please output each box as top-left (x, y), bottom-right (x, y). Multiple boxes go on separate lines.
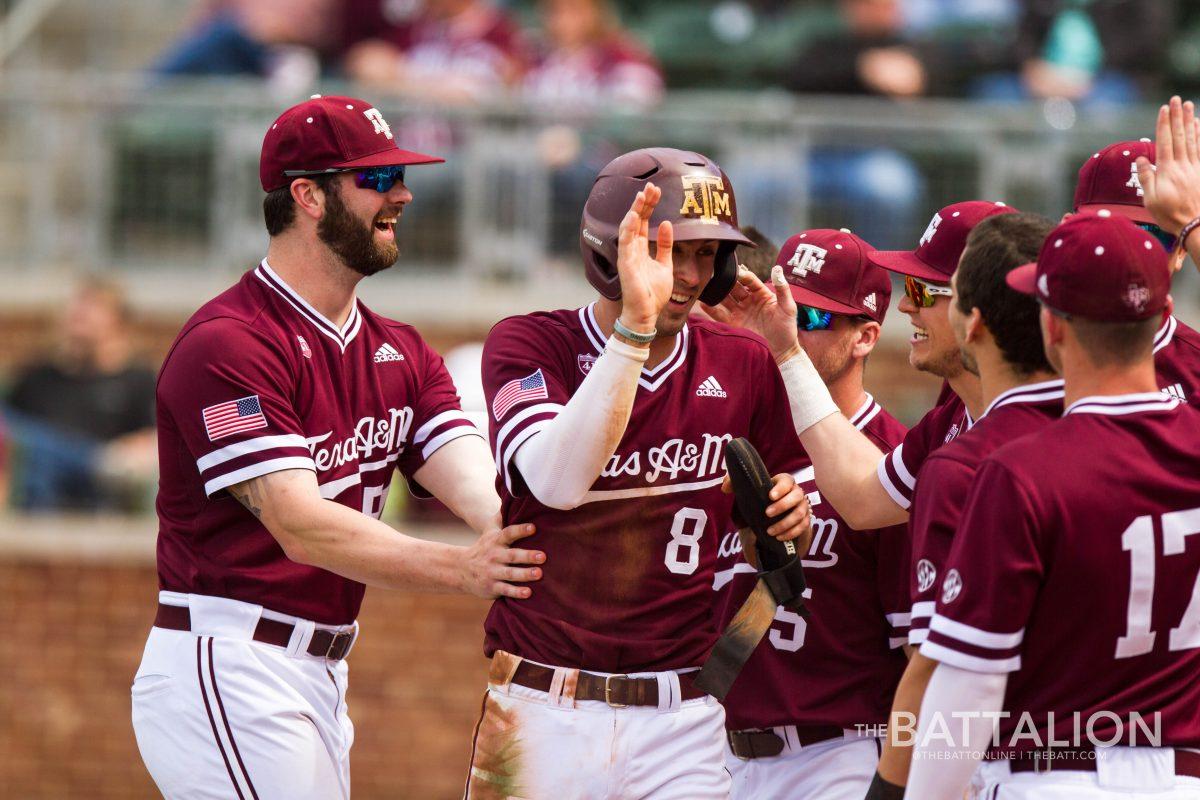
top-left (580, 148), bottom-right (754, 304)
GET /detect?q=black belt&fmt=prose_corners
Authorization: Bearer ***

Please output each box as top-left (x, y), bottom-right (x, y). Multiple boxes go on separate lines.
top-left (727, 725), bottom-right (847, 759)
top-left (507, 658), bottom-right (706, 707)
top-left (154, 603), bottom-right (355, 661)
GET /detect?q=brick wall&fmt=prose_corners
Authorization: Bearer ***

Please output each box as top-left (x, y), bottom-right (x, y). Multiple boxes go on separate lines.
top-left (0, 523), bottom-right (495, 800)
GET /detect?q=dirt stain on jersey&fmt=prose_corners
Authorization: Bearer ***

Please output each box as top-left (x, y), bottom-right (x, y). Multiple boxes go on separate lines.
top-left (467, 693), bottom-right (526, 800)
top-left (608, 521), bottom-right (657, 602)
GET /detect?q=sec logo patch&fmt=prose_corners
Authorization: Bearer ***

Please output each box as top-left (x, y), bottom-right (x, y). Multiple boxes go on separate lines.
top-left (916, 559), bottom-right (937, 593)
top-left (941, 569), bottom-right (963, 604)
top-left (577, 354), bottom-right (597, 376)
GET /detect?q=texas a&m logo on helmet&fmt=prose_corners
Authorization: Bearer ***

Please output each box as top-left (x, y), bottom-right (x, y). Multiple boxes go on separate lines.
top-left (679, 174), bottom-right (733, 225)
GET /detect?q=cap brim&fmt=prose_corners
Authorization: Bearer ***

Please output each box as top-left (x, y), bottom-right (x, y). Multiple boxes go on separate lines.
top-left (787, 284), bottom-right (869, 316)
top-left (866, 250), bottom-right (949, 283)
top-left (338, 146), bottom-right (446, 169)
top-left (1006, 263), bottom-right (1038, 296)
top-left (1076, 203), bottom-right (1157, 225)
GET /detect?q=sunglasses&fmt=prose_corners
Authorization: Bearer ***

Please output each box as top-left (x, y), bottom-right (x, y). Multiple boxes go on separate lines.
top-left (1137, 222), bottom-right (1177, 252)
top-left (904, 275), bottom-right (954, 308)
top-left (282, 164), bottom-right (408, 193)
top-left (798, 305), bottom-right (834, 331)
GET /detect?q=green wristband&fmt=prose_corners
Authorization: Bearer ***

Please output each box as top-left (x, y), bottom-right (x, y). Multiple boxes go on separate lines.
top-left (613, 318), bottom-right (656, 344)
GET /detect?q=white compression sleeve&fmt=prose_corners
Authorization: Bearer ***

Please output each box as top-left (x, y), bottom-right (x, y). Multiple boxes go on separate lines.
top-left (512, 336), bottom-right (648, 510)
top-left (907, 663), bottom-right (1008, 800)
top-left (776, 350), bottom-right (840, 434)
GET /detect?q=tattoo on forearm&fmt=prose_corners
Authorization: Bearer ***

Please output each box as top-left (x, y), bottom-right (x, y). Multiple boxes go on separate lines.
top-left (230, 477), bottom-right (268, 520)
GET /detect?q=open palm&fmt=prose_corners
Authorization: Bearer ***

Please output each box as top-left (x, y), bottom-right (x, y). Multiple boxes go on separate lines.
top-left (616, 183), bottom-right (675, 328)
top-left (704, 267), bottom-right (801, 361)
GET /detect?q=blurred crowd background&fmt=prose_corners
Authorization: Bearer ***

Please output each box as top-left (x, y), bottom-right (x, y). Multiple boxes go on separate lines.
top-left (0, 0), bottom-right (1198, 516)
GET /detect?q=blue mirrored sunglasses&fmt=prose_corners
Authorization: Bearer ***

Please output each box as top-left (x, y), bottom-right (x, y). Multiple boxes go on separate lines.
top-left (798, 305), bottom-right (834, 331)
top-left (1137, 222), bottom-right (1177, 252)
top-left (282, 164), bottom-right (407, 193)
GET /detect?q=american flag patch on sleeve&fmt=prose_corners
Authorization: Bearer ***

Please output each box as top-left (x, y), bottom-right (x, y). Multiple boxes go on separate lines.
top-left (202, 395), bottom-right (269, 441)
top-left (491, 369), bottom-right (548, 421)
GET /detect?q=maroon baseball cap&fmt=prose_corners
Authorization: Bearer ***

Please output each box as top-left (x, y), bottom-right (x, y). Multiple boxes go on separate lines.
top-left (1073, 139), bottom-right (1156, 223)
top-left (776, 229), bottom-right (891, 323)
top-left (259, 94), bottom-right (444, 192)
top-left (1007, 211), bottom-right (1170, 322)
top-left (869, 201), bottom-right (1017, 283)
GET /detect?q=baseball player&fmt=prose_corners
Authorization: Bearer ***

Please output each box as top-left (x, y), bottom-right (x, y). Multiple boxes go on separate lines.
top-left (1070, 133), bottom-right (1200, 404)
top-left (465, 148), bottom-right (812, 799)
top-left (909, 212), bottom-right (1200, 799)
top-left (131, 95), bottom-right (545, 799)
top-left (715, 200), bottom-right (1013, 795)
top-left (878, 211), bottom-right (1060, 797)
top-left (711, 229), bottom-right (910, 800)
top-left (1140, 96), bottom-right (1200, 272)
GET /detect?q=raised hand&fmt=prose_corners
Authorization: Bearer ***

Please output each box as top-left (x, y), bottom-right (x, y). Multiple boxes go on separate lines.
top-left (1138, 97), bottom-right (1200, 236)
top-left (704, 265), bottom-right (802, 364)
top-left (615, 183), bottom-right (674, 334)
top-left (462, 522), bottom-right (545, 599)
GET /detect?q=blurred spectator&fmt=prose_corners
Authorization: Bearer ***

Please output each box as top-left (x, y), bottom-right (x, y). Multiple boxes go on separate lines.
top-left (3, 278), bottom-right (157, 512)
top-left (971, 0), bottom-right (1173, 105)
top-left (523, 0), bottom-right (664, 256)
top-left (523, 0), bottom-right (663, 112)
top-left (342, 0), bottom-right (527, 105)
top-left (788, 0), bottom-right (931, 99)
top-left (730, 0), bottom-right (927, 249)
top-left (151, 0), bottom-right (329, 93)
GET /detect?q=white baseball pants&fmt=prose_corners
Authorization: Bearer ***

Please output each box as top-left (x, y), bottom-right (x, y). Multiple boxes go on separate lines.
top-left (971, 750), bottom-right (1200, 799)
top-left (464, 658), bottom-right (729, 800)
top-left (725, 728), bottom-right (880, 800)
top-left (131, 592), bottom-right (355, 800)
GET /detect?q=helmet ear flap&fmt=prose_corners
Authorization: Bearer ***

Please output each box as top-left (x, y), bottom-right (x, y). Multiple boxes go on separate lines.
top-left (583, 247), bottom-right (622, 300)
top-left (698, 242), bottom-right (739, 305)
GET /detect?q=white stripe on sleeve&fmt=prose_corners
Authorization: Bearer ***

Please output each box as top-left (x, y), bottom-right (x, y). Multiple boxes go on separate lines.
top-left (196, 434), bottom-right (309, 472)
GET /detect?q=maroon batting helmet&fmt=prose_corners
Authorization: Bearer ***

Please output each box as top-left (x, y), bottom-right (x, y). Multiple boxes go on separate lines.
top-left (579, 148), bottom-right (754, 303)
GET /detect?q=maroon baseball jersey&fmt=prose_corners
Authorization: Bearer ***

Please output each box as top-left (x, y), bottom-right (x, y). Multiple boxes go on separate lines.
top-left (715, 395), bottom-right (910, 730)
top-left (155, 262), bottom-right (478, 624)
top-left (922, 393), bottom-right (1200, 752)
top-left (481, 305), bottom-right (802, 672)
top-left (906, 380), bottom-right (1064, 646)
top-left (876, 387), bottom-right (973, 510)
top-left (1155, 314), bottom-right (1200, 404)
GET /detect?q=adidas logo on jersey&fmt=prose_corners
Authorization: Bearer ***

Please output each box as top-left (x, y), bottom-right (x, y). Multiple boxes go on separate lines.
top-left (696, 376), bottom-right (727, 398)
top-left (1164, 383), bottom-right (1188, 402)
top-left (863, 293), bottom-right (878, 313)
top-left (373, 343), bottom-right (405, 363)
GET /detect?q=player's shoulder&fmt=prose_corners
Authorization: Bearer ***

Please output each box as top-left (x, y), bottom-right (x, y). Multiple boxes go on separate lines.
top-left (489, 308), bottom-right (583, 337)
top-left (686, 317), bottom-right (774, 358)
top-left (859, 397), bottom-right (907, 450)
top-left (1163, 315), bottom-right (1200, 354)
top-left (162, 275), bottom-right (288, 376)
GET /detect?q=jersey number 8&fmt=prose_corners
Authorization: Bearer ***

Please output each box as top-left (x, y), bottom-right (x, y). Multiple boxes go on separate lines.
top-left (664, 507), bottom-right (707, 575)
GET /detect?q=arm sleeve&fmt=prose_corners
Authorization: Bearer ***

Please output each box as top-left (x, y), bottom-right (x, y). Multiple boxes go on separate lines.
top-left (395, 333), bottom-right (482, 493)
top-left (510, 336), bottom-right (647, 510)
top-left (907, 663), bottom-right (1009, 800)
top-left (919, 458), bottom-right (1045, 674)
top-left (157, 319), bottom-right (315, 498)
top-left (906, 456), bottom-right (973, 645)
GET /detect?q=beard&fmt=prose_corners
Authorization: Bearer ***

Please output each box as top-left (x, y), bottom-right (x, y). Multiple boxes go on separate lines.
top-left (317, 183), bottom-right (400, 277)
